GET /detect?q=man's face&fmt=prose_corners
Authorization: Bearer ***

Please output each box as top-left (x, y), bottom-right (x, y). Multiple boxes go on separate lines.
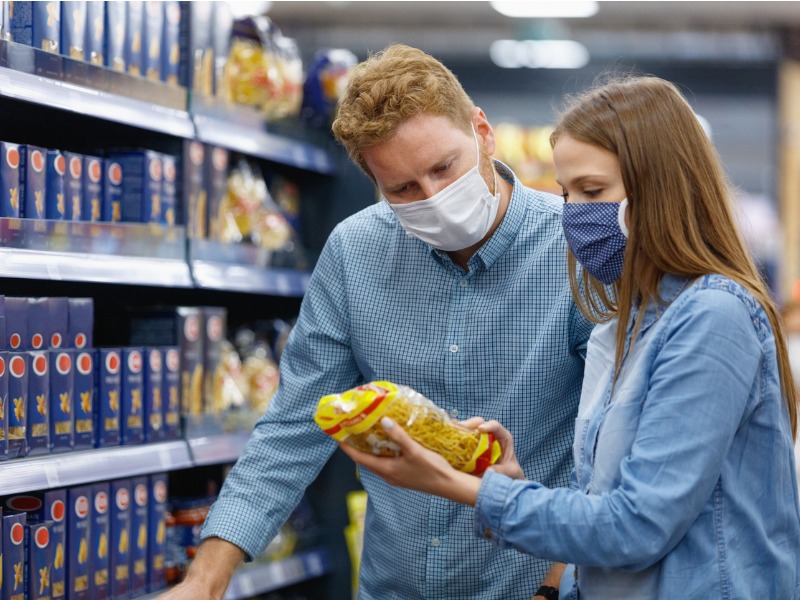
top-left (363, 113), bottom-right (478, 205)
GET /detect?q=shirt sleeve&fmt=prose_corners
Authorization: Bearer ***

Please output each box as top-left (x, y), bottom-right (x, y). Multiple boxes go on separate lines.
top-left (201, 228), bottom-right (363, 560)
top-left (474, 287), bottom-right (763, 570)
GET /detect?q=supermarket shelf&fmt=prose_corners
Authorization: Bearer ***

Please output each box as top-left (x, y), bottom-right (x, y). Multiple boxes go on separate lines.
top-left (0, 219), bottom-right (193, 287)
top-left (0, 440), bottom-right (193, 495)
top-left (137, 549), bottom-right (331, 600)
top-left (187, 432), bottom-right (251, 466)
top-left (191, 96), bottom-right (335, 174)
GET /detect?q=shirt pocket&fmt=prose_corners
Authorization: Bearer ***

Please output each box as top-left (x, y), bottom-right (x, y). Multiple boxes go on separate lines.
top-left (588, 400), bottom-right (644, 493)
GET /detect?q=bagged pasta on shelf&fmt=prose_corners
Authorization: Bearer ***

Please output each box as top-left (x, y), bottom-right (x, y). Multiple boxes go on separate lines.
top-left (315, 381), bottom-right (501, 475)
top-left (300, 48), bottom-right (358, 128)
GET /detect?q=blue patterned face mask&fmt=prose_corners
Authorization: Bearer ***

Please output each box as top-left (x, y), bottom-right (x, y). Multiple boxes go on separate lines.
top-left (562, 199), bottom-right (629, 284)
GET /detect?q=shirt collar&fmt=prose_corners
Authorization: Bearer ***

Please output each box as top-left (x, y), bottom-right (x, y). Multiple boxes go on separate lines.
top-left (632, 273), bottom-right (693, 334)
top-left (431, 161), bottom-right (525, 271)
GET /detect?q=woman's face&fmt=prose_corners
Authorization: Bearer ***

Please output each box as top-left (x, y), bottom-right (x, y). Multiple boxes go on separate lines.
top-left (553, 134), bottom-right (627, 206)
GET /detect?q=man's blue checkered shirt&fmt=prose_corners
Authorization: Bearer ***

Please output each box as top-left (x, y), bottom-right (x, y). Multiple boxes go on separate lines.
top-left (202, 163), bottom-right (593, 599)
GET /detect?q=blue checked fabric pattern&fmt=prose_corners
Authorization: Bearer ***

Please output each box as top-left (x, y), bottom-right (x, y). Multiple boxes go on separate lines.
top-left (202, 163), bottom-right (594, 599)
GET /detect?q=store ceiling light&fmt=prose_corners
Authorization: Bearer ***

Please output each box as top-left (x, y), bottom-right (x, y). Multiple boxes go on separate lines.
top-left (490, 1), bottom-right (599, 19)
top-left (490, 39), bottom-right (590, 69)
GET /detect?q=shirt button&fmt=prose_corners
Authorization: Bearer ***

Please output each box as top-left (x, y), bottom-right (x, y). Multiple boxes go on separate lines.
top-left (449, 408), bottom-right (459, 418)
top-left (459, 279), bottom-right (468, 287)
top-left (484, 528), bottom-right (492, 539)
top-left (431, 537), bottom-right (441, 547)
top-left (449, 344), bottom-right (458, 353)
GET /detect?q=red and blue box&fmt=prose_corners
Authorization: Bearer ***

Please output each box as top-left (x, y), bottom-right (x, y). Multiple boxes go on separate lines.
top-left (89, 483), bottom-right (110, 600)
top-left (84, 0), bottom-right (104, 66)
top-left (81, 155), bottom-right (103, 223)
top-left (19, 145), bottom-right (46, 220)
top-left (110, 150), bottom-right (163, 223)
top-left (206, 146), bottom-right (228, 240)
top-left (5, 297), bottom-right (27, 352)
top-left (10, 1), bottom-right (59, 53)
top-left (160, 153), bottom-right (177, 226)
top-left (202, 307), bottom-right (226, 414)
top-left (125, 1), bottom-right (144, 77)
top-left (130, 477), bottom-right (149, 596)
top-left (67, 298), bottom-right (93, 350)
top-left (182, 140), bottom-right (206, 237)
top-left (104, 1), bottom-right (126, 72)
top-left (102, 158), bottom-right (123, 223)
top-left (142, 1), bottom-right (163, 81)
top-left (94, 348), bottom-right (121, 448)
top-left (24, 521), bottom-right (56, 600)
top-left (143, 347), bottom-right (163, 442)
top-left (63, 152), bottom-right (83, 221)
top-left (2, 511), bottom-right (26, 600)
top-left (161, 1), bottom-right (180, 86)
top-left (49, 349), bottom-right (75, 453)
top-left (72, 350), bottom-right (94, 450)
top-left (26, 297), bottom-right (49, 352)
top-left (0, 351), bottom-right (7, 460)
top-left (147, 473), bottom-right (167, 593)
top-left (110, 480), bottom-right (131, 599)
top-left (121, 347), bottom-right (144, 445)
top-left (7, 352), bottom-right (28, 458)
top-left (26, 351), bottom-right (49, 456)
top-left (66, 485), bottom-right (91, 600)
top-left (162, 347), bottom-right (180, 439)
top-left (0, 141), bottom-right (21, 218)
top-left (46, 149), bottom-right (67, 220)
top-left (47, 297), bottom-right (69, 350)
top-left (60, 1), bottom-right (86, 61)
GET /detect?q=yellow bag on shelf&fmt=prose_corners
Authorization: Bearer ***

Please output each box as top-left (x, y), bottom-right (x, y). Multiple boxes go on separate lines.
top-left (314, 381), bottom-right (501, 475)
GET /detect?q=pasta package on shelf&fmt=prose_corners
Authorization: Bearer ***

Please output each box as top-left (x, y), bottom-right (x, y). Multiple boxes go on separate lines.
top-left (315, 381), bottom-right (501, 475)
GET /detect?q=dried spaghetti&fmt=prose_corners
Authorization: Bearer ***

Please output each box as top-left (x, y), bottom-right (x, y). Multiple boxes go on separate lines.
top-left (314, 381), bottom-right (501, 475)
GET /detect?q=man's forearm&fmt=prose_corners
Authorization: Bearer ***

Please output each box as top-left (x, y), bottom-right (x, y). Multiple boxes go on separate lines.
top-left (158, 537), bottom-right (246, 600)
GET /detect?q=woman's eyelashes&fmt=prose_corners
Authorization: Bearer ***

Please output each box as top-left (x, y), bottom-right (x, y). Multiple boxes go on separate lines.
top-left (560, 188), bottom-right (604, 203)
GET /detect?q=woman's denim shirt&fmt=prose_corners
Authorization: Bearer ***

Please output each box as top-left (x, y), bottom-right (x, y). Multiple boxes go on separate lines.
top-left (476, 274), bottom-right (800, 599)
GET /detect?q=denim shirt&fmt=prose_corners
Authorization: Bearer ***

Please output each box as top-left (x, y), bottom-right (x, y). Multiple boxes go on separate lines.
top-left (475, 273), bottom-right (800, 599)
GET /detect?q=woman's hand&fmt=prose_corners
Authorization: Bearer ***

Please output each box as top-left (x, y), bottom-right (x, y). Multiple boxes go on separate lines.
top-left (477, 420), bottom-right (525, 480)
top-left (338, 417), bottom-right (483, 506)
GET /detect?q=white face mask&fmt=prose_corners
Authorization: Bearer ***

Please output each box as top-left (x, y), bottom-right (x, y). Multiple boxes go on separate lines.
top-left (385, 128), bottom-right (501, 251)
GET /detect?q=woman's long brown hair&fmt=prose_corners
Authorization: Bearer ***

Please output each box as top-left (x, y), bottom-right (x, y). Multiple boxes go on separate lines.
top-left (552, 75), bottom-right (798, 438)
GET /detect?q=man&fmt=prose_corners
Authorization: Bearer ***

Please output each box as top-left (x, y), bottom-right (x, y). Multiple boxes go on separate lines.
top-left (159, 44), bottom-right (591, 600)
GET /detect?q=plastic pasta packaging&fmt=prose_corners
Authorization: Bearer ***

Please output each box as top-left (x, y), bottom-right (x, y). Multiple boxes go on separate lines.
top-left (314, 381), bottom-right (501, 475)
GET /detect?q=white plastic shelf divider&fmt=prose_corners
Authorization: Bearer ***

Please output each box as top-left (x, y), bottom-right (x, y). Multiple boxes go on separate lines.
top-left (221, 549), bottom-right (332, 599)
top-left (0, 65), bottom-right (193, 138)
top-left (187, 432), bottom-right (251, 466)
top-left (190, 260), bottom-right (310, 296)
top-left (0, 440), bottom-right (193, 495)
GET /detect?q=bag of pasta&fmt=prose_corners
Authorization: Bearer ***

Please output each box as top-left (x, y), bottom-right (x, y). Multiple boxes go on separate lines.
top-left (314, 381), bottom-right (501, 475)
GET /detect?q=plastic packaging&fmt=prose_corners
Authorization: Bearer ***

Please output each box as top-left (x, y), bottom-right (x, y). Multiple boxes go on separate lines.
top-left (315, 381), bottom-right (501, 475)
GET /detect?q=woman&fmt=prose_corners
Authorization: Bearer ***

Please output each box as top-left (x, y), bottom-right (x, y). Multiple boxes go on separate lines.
top-left (341, 76), bottom-right (800, 598)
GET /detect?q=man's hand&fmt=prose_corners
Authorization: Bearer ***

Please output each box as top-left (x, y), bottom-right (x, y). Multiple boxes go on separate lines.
top-left (156, 537), bottom-right (246, 600)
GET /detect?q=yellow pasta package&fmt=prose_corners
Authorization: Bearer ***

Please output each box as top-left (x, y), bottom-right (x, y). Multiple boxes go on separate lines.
top-left (315, 381), bottom-right (501, 475)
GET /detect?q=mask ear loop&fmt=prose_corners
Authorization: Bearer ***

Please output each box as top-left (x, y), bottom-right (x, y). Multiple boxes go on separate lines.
top-left (472, 124), bottom-right (499, 198)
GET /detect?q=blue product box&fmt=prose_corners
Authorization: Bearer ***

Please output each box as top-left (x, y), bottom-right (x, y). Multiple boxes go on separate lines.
top-left (110, 150), bottom-right (162, 223)
top-left (162, 347), bottom-right (180, 439)
top-left (26, 350), bottom-right (49, 456)
top-left (5, 297), bottom-right (27, 351)
top-left (103, 0), bottom-right (125, 72)
top-left (205, 146), bottom-right (228, 240)
top-left (110, 480), bottom-right (131, 600)
top-left (24, 522), bottom-right (56, 600)
top-left (160, 153), bottom-right (177, 226)
top-left (19, 145), bottom-right (46, 220)
top-left (0, 0), bottom-right (9, 41)
top-left (49, 349), bottom-right (75, 453)
top-left (84, 0), bottom-right (103, 66)
top-left (178, 1), bottom-right (212, 93)
top-left (102, 158), bottom-right (122, 223)
top-left (67, 298), bottom-right (93, 350)
top-left (143, 347), bottom-right (163, 442)
top-left (66, 486), bottom-right (91, 600)
top-left (7, 352), bottom-right (28, 458)
top-left (129, 477), bottom-right (148, 596)
top-left (0, 351), bottom-right (7, 460)
top-left (182, 140), bottom-right (205, 237)
top-left (26, 297), bottom-right (48, 351)
top-left (46, 149), bottom-right (67, 220)
top-left (146, 474), bottom-right (167, 593)
top-left (121, 347), bottom-right (144, 445)
top-left (48, 297), bottom-right (69, 350)
top-left (81, 155), bottom-right (103, 222)
top-left (6, 490), bottom-right (67, 600)
top-left (2, 511), bottom-right (26, 600)
top-left (142, 1), bottom-right (162, 81)
top-left (63, 152), bottom-right (83, 221)
top-left (160, 1), bottom-right (180, 86)
top-left (210, 2), bottom-right (232, 95)
top-left (60, 1), bottom-right (86, 60)
top-left (94, 348), bottom-right (120, 448)
top-left (10, 1), bottom-right (59, 52)
top-left (90, 483), bottom-right (110, 600)
top-left (0, 141), bottom-right (21, 217)
top-left (202, 307), bottom-right (226, 414)
top-left (72, 350), bottom-right (94, 450)
top-left (125, 0), bottom-right (143, 77)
